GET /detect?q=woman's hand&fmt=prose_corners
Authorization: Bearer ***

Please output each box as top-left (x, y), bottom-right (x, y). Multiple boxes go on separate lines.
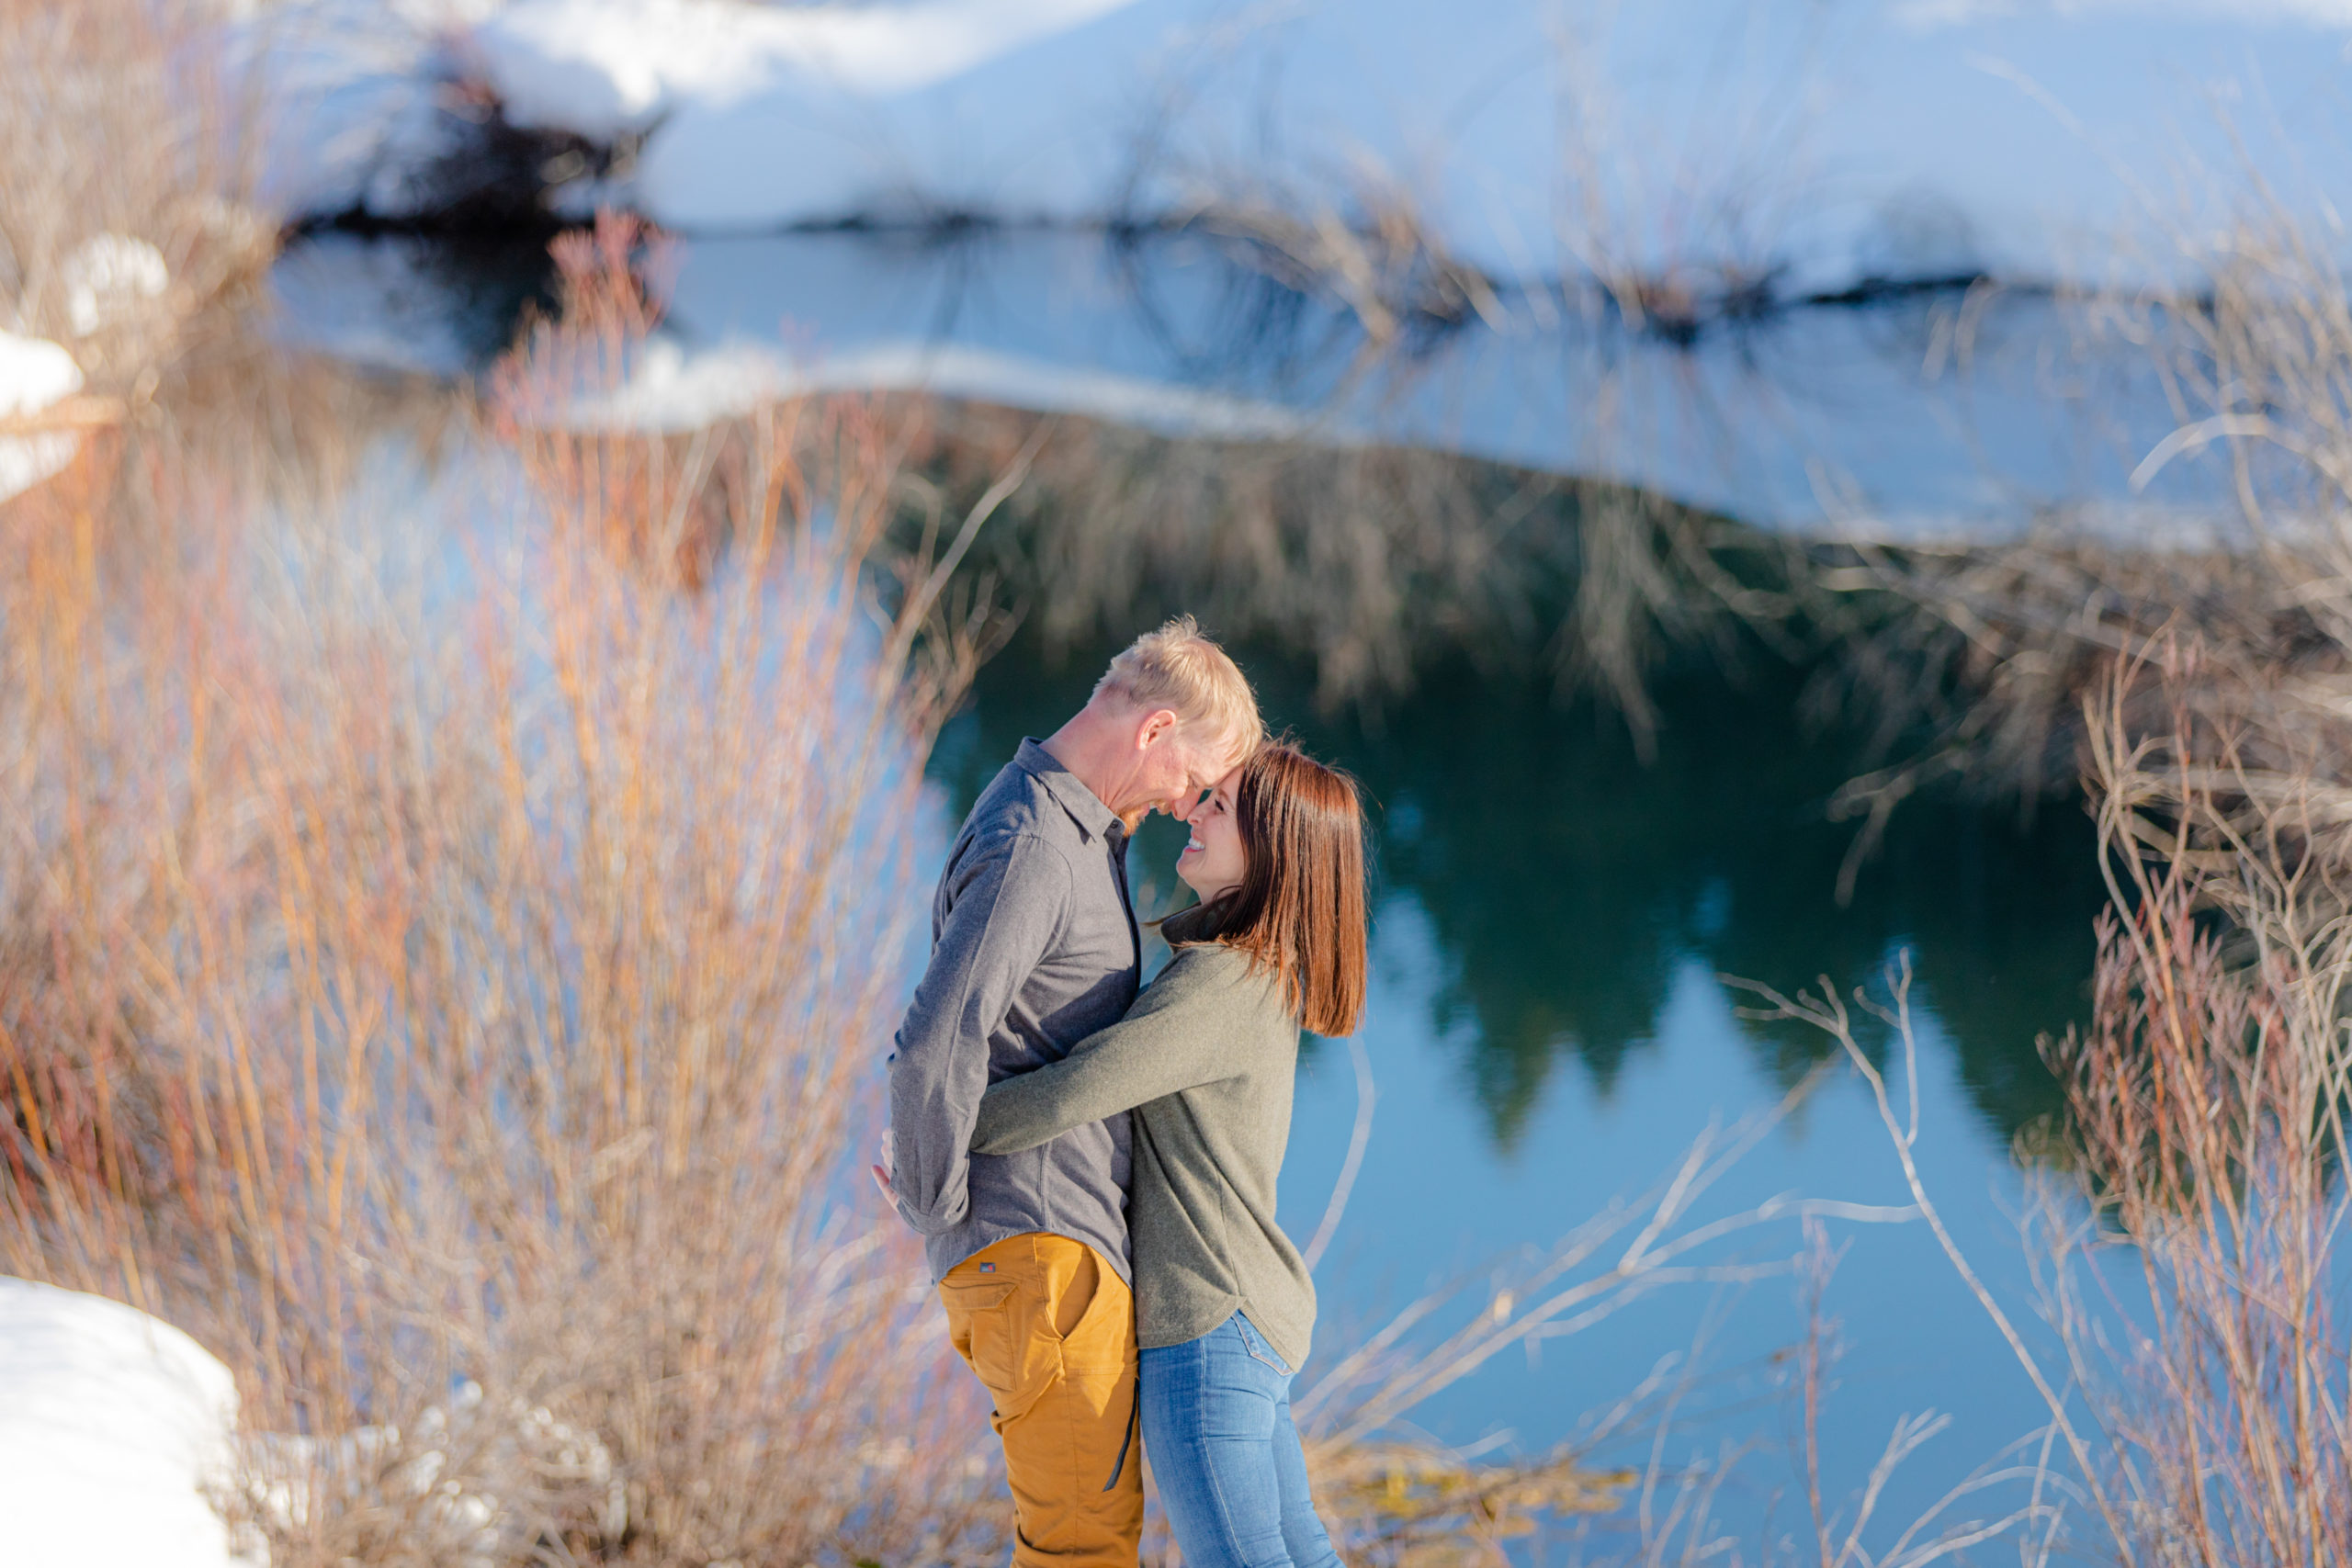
top-left (869, 1135), bottom-right (896, 1203)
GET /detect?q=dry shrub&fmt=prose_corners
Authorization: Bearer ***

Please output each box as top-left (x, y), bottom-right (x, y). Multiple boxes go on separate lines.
top-left (1804, 181), bottom-right (2352, 842)
top-left (919, 399), bottom-right (1778, 738)
top-left (0, 0), bottom-right (273, 382)
top-left (2030, 643), bottom-right (2352, 1563)
top-left (0, 220), bottom-right (1008, 1564)
top-left (1792, 536), bottom-right (2302, 898)
top-left (1312, 1445), bottom-right (1626, 1568)
top-left (1168, 176), bottom-right (1507, 361)
top-left (1119, 2), bottom-right (1818, 349)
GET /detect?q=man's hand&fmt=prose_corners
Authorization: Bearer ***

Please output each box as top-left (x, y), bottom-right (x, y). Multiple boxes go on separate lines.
top-left (869, 1134), bottom-right (896, 1203)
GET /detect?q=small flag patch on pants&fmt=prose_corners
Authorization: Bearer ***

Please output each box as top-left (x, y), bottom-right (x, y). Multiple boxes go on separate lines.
top-left (978, 1262), bottom-right (995, 1272)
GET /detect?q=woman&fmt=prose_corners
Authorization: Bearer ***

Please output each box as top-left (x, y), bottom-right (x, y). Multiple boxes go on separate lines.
top-left (967, 740), bottom-right (1367, 1568)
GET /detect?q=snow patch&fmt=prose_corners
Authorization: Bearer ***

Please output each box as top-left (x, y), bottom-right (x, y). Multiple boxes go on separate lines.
top-left (559, 334), bottom-right (1322, 440)
top-left (474, 0), bottom-right (1145, 139)
top-left (62, 235), bottom-right (172, 337)
top-left (0, 1278), bottom-right (244, 1568)
top-left (0, 332), bottom-right (85, 504)
top-left (0, 331), bottom-right (82, 418)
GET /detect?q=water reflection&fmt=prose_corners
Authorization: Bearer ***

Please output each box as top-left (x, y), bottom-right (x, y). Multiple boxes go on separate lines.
top-left (933, 631), bottom-right (2103, 1154)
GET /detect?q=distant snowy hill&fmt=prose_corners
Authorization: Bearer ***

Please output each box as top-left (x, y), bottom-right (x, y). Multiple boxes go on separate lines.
top-left (237, 0), bottom-right (2352, 293)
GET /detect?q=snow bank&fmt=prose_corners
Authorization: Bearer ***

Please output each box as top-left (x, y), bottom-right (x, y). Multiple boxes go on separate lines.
top-left (0, 1278), bottom-right (244, 1568)
top-left (474, 0), bottom-right (1142, 139)
top-left (560, 334), bottom-right (1322, 441)
top-left (0, 332), bottom-right (85, 504)
top-left (225, 0), bottom-right (496, 220)
top-left (233, 0), bottom-right (2352, 293)
top-left (473, 0), bottom-right (2352, 282)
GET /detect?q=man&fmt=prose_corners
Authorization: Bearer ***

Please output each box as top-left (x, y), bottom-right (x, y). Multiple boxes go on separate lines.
top-left (883, 617), bottom-right (1261, 1568)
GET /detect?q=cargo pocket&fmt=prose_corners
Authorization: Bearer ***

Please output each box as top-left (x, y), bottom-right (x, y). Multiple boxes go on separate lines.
top-left (940, 1273), bottom-right (1058, 1425)
top-left (939, 1278), bottom-right (1018, 1390)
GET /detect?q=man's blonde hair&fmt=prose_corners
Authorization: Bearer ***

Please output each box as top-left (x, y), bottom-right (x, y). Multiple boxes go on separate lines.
top-left (1092, 615), bottom-right (1262, 761)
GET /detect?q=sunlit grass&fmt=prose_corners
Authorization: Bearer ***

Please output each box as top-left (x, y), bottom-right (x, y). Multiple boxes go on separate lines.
top-left (0, 218), bottom-right (1008, 1565)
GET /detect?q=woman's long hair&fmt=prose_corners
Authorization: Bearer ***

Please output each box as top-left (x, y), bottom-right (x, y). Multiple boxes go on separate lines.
top-left (1200, 741), bottom-right (1368, 1037)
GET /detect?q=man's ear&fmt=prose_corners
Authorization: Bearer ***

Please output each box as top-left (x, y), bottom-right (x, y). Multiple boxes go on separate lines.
top-left (1136, 708), bottom-right (1181, 750)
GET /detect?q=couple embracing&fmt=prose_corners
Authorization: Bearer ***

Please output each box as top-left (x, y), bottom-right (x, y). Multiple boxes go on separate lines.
top-left (878, 618), bottom-right (1364, 1568)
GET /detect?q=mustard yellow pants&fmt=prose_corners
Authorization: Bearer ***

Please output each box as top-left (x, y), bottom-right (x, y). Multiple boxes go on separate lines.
top-left (939, 1232), bottom-right (1143, 1568)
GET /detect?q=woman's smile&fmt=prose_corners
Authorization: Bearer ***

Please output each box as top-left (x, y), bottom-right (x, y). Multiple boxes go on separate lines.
top-left (1175, 765), bottom-right (1247, 897)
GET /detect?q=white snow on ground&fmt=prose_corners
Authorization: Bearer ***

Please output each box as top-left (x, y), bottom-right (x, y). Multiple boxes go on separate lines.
top-left (0, 331), bottom-right (85, 504)
top-left (0, 331), bottom-right (84, 419)
top-left (62, 234), bottom-right (172, 337)
top-left (253, 2), bottom-right (2335, 542)
top-left (0, 1278), bottom-right (244, 1568)
top-left (233, 0), bottom-right (2352, 291)
top-left (560, 334), bottom-right (1323, 439)
top-left (473, 0), bottom-right (1144, 137)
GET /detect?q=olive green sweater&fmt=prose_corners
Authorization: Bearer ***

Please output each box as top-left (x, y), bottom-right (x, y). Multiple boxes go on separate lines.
top-left (969, 907), bottom-right (1317, 1370)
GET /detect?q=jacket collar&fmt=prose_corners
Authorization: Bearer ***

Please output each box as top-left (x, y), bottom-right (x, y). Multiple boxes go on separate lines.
top-left (1015, 739), bottom-right (1124, 843)
top-left (1158, 897), bottom-right (1232, 947)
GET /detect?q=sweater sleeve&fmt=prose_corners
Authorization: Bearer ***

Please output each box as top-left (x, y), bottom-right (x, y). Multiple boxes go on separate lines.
top-left (968, 948), bottom-right (1255, 1156)
top-left (886, 830), bottom-right (1072, 1235)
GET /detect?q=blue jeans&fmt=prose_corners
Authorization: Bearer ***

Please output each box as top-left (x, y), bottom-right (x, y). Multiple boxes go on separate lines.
top-left (1138, 1313), bottom-right (1343, 1568)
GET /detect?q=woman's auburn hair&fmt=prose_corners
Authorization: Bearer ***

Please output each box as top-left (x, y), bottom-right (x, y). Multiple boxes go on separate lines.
top-left (1198, 740), bottom-right (1368, 1038)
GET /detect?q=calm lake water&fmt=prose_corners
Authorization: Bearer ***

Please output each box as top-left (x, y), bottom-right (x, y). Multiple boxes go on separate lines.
top-left (274, 226), bottom-right (2125, 1551)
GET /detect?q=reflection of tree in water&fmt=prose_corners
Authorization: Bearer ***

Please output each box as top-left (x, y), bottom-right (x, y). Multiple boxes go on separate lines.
top-left (1343, 659), bottom-right (2102, 1151)
top-left (934, 631), bottom-right (2103, 1156)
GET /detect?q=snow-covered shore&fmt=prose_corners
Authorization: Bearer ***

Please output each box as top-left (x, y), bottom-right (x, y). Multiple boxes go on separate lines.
top-left (242, 0), bottom-right (2334, 547)
top-left (241, 0), bottom-right (2352, 297)
top-left (273, 227), bottom-right (2239, 546)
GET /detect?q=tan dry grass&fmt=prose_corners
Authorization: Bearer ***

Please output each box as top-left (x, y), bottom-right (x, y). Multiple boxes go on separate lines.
top-left (914, 398), bottom-right (1786, 758)
top-left (0, 0), bottom-right (276, 385)
top-left (0, 219), bottom-right (1010, 1565)
top-left (2045, 644), bottom-right (2352, 1563)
